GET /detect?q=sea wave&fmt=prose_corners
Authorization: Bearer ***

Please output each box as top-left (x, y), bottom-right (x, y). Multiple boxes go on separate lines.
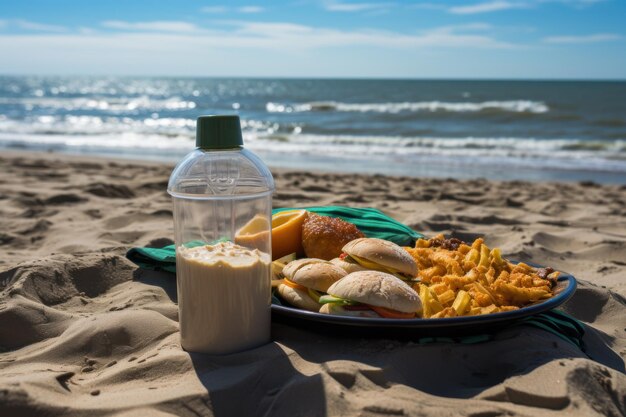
top-left (1, 127), bottom-right (624, 173)
top-left (0, 115), bottom-right (276, 137)
top-left (266, 100), bottom-right (549, 114)
top-left (253, 134), bottom-right (626, 169)
top-left (0, 96), bottom-right (197, 112)
top-left (3, 115), bottom-right (622, 156)
top-left (263, 133), bottom-right (625, 153)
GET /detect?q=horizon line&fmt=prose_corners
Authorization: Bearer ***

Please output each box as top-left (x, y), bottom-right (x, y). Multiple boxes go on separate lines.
top-left (0, 73), bottom-right (625, 82)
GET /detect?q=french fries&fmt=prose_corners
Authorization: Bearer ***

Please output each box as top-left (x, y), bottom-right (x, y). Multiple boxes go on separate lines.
top-left (451, 290), bottom-right (471, 315)
top-left (405, 235), bottom-right (559, 319)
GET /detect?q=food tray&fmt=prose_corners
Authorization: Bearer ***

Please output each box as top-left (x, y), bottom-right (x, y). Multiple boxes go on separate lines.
top-left (271, 267), bottom-right (576, 338)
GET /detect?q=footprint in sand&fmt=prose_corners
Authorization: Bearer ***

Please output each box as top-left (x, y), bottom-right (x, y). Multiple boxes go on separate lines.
top-left (85, 183), bottom-right (135, 199)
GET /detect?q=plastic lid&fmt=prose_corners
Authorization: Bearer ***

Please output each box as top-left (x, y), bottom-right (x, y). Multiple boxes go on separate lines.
top-left (196, 115), bottom-right (243, 149)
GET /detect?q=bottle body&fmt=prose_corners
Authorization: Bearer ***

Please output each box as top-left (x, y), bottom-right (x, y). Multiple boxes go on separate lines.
top-left (169, 147), bottom-right (274, 354)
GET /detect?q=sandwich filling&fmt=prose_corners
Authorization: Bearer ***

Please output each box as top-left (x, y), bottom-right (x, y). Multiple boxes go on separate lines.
top-left (319, 294), bottom-right (416, 319)
top-left (339, 253), bottom-right (415, 281)
top-left (282, 278), bottom-right (323, 303)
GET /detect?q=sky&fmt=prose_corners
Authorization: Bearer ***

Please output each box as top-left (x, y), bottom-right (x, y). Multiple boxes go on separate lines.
top-left (0, 0), bottom-right (624, 79)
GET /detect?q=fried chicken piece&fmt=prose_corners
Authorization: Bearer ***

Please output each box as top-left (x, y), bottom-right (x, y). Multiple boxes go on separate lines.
top-left (301, 213), bottom-right (365, 260)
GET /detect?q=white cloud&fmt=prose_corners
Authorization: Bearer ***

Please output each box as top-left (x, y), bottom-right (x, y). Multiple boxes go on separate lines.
top-left (447, 0), bottom-right (607, 14)
top-left (201, 6), bottom-right (228, 13)
top-left (14, 19), bottom-right (68, 32)
top-left (101, 20), bottom-right (199, 33)
top-left (207, 20), bottom-right (513, 48)
top-left (1, 19), bottom-right (514, 52)
top-left (543, 33), bottom-right (622, 43)
top-left (229, 21), bottom-right (313, 35)
top-left (0, 18), bottom-right (517, 77)
top-left (449, 1), bottom-right (529, 14)
top-left (237, 6), bottom-right (265, 13)
top-left (3, 20), bottom-right (574, 78)
top-left (78, 27), bottom-right (97, 35)
top-left (324, 1), bottom-right (392, 12)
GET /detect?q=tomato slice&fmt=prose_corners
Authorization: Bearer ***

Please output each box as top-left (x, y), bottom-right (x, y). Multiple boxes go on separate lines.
top-left (339, 252), bottom-right (348, 260)
top-left (283, 279), bottom-right (308, 292)
top-left (370, 306), bottom-right (416, 319)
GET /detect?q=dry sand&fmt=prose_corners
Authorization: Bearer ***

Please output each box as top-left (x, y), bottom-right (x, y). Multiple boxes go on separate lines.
top-left (0, 151), bottom-right (625, 417)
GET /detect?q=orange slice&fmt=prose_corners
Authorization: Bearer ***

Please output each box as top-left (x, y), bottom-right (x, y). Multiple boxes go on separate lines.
top-left (271, 209), bottom-right (307, 260)
top-left (234, 214), bottom-right (270, 251)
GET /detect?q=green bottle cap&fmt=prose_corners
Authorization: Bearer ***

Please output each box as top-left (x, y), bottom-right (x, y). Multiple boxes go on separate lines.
top-left (196, 115), bottom-right (243, 149)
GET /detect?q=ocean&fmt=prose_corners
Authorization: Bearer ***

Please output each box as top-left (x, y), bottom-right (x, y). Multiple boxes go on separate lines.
top-left (1, 76), bottom-right (625, 183)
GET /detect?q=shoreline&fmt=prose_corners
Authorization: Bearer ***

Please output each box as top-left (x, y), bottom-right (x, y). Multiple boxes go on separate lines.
top-left (3, 147), bottom-right (626, 185)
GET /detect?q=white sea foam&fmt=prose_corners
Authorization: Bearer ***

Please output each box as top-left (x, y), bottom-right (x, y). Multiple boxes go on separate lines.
top-left (0, 115), bottom-right (275, 138)
top-left (1, 125), bottom-right (624, 174)
top-left (249, 134), bottom-right (626, 169)
top-left (266, 100), bottom-right (550, 114)
top-left (0, 96), bottom-right (197, 112)
top-left (2, 115), bottom-right (621, 159)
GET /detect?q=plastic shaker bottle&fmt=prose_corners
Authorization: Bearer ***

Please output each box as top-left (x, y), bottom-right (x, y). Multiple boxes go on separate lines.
top-left (168, 115), bottom-right (275, 354)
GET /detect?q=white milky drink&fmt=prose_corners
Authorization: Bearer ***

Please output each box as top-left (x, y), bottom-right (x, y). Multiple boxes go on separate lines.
top-left (176, 242), bottom-right (271, 354)
top-left (168, 115), bottom-right (275, 354)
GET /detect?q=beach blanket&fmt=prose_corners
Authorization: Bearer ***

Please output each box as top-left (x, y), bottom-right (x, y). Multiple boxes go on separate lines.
top-left (126, 206), bottom-right (585, 351)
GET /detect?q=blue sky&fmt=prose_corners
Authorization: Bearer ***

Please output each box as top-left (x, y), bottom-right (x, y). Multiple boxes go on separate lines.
top-left (0, 0), bottom-right (624, 79)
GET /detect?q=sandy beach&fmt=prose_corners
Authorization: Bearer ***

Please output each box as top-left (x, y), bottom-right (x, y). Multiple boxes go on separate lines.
top-left (1, 150), bottom-right (625, 417)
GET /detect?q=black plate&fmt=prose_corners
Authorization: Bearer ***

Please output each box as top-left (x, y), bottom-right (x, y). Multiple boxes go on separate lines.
top-left (271, 271), bottom-right (576, 338)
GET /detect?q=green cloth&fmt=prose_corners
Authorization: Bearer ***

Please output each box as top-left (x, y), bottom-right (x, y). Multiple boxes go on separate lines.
top-left (125, 206), bottom-right (585, 351)
top-left (127, 244), bottom-right (177, 273)
top-left (413, 310), bottom-right (586, 350)
top-left (126, 206), bottom-right (423, 273)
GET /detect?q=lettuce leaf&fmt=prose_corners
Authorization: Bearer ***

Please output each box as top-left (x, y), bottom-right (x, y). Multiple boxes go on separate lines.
top-left (318, 294), bottom-right (358, 305)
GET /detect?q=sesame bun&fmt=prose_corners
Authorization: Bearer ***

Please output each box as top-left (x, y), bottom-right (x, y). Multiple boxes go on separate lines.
top-left (277, 284), bottom-right (321, 312)
top-left (342, 238), bottom-right (418, 278)
top-left (326, 270), bottom-right (422, 314)
top-left (282, 258), bottom-right (346, 292)
top-left (330, 257), bottom-right (368, 274)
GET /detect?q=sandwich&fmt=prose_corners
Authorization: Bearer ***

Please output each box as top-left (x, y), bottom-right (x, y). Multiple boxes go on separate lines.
top-left (319, 270), bottom-right (422, 319)
top-left (339, 238), bottom-right (418, 281)
top-left (277, 258), bottom-right (347, 311)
